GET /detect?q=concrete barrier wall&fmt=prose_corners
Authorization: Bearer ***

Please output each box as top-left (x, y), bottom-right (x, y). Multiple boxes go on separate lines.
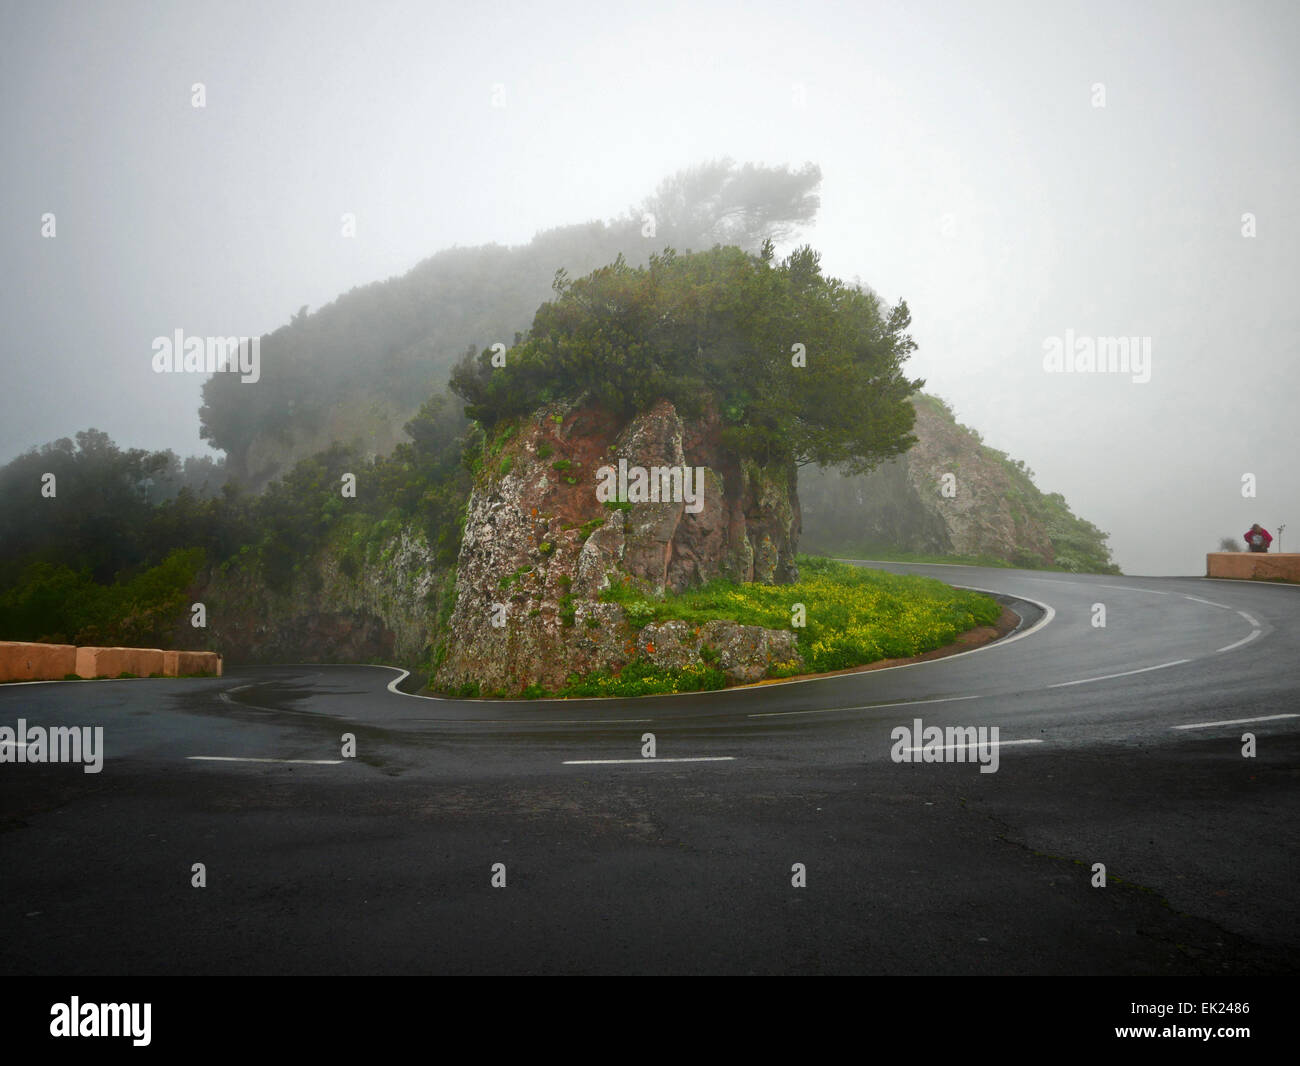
top-left (1, 641), bottom-right (223, 681)
top-left (162, 650), bottom-right (222, 677)
top-left (0, 641), bottom-right (78, 681)
top-left (74, 647), bottom-right (167, 679)
top-left (1207, 552), bottom-right (1300, 583)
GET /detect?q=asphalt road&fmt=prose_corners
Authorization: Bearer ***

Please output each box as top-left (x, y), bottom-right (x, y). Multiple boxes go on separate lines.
top-left (1, 562), bottom-right (1297, 975)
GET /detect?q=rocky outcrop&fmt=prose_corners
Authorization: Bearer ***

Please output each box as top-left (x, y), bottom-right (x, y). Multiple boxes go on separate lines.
top-left (801, 395), bottom-right (1119, 573)
top-left (638, 620), bottom-right (802, 684)
top-left (434, 399), bottom-right (802, 694)
top-left (185, 525), bottom-right (449, 666)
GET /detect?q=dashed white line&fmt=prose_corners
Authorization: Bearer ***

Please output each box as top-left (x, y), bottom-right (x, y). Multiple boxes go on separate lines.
top-left (1099, 584), bottom-right (1170, 595)
top-left (1173, 714), bottom-right (1299, 730)
top-left (187, 756), bottom-right (344, 764)
top-left (900, 738), bottom-right (1043, 753)
top-left (748, 695), bottom-right (981, 719)
top-left (563, 756), bottom-right (735, 765)
top-left (1047, 659), bottom-right (1191, 688)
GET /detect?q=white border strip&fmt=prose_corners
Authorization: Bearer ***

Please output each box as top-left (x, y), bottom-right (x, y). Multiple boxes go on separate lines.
top-left (1216, 630), bottom-right (1262, 654)
top-left (562, 756), bottom-right (735, 765)
top-left (1173, 713), bottom-right (1299, 730)
top-left (374, 582), bottom-right (1055, 704)
top-left (901, 738), bottom-right (1042, 752)
top-left (187, 756), bottom-right (343, 765)
top-left (1047, 659), bottom-right (1191, 688)
top-left (748, 694), bottom-right (980, 719)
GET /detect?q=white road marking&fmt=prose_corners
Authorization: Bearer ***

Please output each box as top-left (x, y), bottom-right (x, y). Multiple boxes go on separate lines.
top-left (1216, 630), bottom-right (1262, 654)
top-left (901, 738), bottom-right (1043, 752)
top-left (948, 585), bottom-right (1055, 648)
top-left (409, 718), bottom-right (654, 725)
top-left (748, 695), bottom-right (980, 719)
top-left (378, 584), bottom-right (1058, 702)
top-left (1099, 584), bottom-right (1170, 595)
top-left (1047, 659), bottom-right (1191, 688)
top-left (1237, 610), bottom-right (1262, 628)
top-left (563, 756), bottom-right (735, 765)
top-left (1183, 595), bottom-right (1234, 609)
top-left (1173, 714), bottom-right (1299, 730)
top-left (187, 756), bottom-right (344, 764)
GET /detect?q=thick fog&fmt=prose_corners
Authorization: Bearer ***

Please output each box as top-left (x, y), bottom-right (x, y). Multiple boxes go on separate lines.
top-left (2, 0), bottom-right (1296, 576)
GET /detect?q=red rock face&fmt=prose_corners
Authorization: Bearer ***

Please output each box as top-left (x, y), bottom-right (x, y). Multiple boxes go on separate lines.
top-left (434, 398), bottom-right (802, 694)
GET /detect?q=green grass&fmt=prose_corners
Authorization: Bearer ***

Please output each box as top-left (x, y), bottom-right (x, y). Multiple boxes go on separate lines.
top-left (599, 554), bottom-right (1001, 676)
top-left (556, 659), bottom-right (729, 698)
top-left (443, 556), bottom-right (1003, 699)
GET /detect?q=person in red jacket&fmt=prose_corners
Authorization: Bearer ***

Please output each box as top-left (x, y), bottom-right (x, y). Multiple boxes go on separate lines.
top-left (1245, 524), bottom-right (1272, 552)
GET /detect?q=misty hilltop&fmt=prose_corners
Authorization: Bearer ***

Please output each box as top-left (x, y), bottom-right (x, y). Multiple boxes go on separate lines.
top-left (1, 160), bottom-right (1119, 681)
top-left (200, 160), bottom-right (822, 491)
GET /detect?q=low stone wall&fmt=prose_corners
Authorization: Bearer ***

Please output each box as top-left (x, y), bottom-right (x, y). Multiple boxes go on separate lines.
top-left (163, 650), bottom-right (223, 677)
top-left (1206, 552), bottom-right (1300, 583)
top-left (0, 641), bottom-right (78, 681)
top-left (0, 641), bottom-right (222, 682)
top-left (74, 647), bottom-right (166, 679)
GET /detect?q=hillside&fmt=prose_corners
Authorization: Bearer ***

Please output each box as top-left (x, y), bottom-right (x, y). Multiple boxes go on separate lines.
top-left (800, 394), bottom-right (1120, 573)
top-left (200, 160), bottom-right (823, 490)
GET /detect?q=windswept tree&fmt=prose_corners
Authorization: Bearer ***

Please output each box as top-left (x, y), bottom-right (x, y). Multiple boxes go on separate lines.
top-left (451, 243), bottom-right (923, 476)
top-left (637, 158), bottom-right (822, 251)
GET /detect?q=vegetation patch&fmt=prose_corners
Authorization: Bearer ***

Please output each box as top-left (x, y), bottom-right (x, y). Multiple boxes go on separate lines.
top-left (600, 555), bottom-right (1001, 676)
top-left (557, 658), bottom-right (728, 699)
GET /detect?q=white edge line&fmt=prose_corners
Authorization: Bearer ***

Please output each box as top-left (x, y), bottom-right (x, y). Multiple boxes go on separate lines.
top-left (1200, 577), bottom-right (1300, 589)
top-left (1047, 659), bottom-right (1191, 688)
top-left (1215, 629), bottom-right (1262, 654)
top-left (748, 694), bottom-right (981, 719)
top-left (1183, 595), bottom-right (1235, 608)
top-left (562, 756), bottom-right (736, 765)
top-left (1173, 713), bottom-right (1299, 730)
top-left (407, 718), bottom-right (654, 724)
top-left (0, 675), bottom-right (221, 688)
top-left (901, 739), bottom-right (1043, 751)
top-left (187, 754), bottom-right (345, 764)
top-left (241, 579), bottom-right (1059, 707)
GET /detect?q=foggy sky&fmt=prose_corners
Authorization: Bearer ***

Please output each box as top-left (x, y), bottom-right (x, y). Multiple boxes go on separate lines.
top-left (2, 0), bottom-right (1297, 576)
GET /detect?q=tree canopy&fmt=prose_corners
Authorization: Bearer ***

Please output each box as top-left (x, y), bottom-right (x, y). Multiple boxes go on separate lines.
top-left (450, 243), bottom-right (924, 473)
top-left (198, 160), bottom-right (824, 487)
